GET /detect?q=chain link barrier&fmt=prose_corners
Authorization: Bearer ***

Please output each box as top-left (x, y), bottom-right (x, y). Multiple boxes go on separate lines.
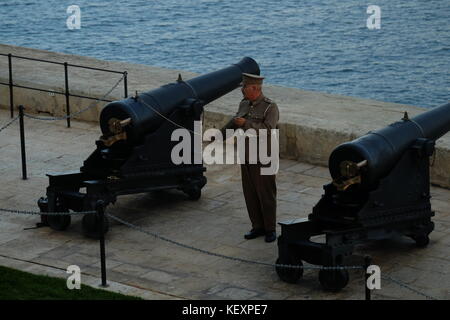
top-left (0, 206), bottom-right (440, 299)
top-left (107, 213), bottom-right (440, 299)
top-left (107, 213), bottom-right (363, 271)
top-left (23, 74), bottom-right (125, 121)
top-left (0, 115), bottom-right (19, 133)
top-left (0, 207), bottom-right (95, 216)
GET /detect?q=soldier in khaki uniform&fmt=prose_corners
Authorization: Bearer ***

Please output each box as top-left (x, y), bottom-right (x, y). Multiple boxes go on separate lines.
top-left (221, 73), bottom-right (279, 242)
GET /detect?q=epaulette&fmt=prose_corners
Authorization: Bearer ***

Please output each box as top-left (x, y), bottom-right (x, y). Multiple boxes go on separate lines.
top-left (264, 97), bottom-right (273, 104)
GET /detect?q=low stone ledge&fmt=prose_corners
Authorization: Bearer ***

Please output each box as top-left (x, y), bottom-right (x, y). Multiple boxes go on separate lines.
top-left (1, 43), bottom-right (449, 188)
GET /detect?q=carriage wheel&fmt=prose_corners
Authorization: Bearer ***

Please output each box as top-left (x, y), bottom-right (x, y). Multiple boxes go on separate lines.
top-left (413, 234), bottom-right (430, 248)
top-left (38, 197), bottom-right (71, 231)
top-left (185, 186), bottom-right (201, 201)
top-left (82, 214), bottom-right (110, 239)
top-left (275, 255), bottom-right (304, 284)
top-left (37, 197), bottom-right (49, 226)
top-left (47, 215), bottom-right (71, 231)
top-left (319, 268), bottom-right (349, 292)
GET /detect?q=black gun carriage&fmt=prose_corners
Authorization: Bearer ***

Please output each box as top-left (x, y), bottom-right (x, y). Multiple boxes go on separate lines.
top-left (276, 102), bottom-right (450, 291)
top-left (37, 57), bottom-right (260, 238)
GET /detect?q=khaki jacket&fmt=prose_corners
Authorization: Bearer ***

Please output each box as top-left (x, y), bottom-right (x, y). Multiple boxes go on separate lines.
top-left (221, 94), bottom-right (279, 164)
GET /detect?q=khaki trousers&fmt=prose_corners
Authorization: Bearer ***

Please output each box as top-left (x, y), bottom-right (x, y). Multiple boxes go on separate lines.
top-left (241, 164), bottom-right (277, 232)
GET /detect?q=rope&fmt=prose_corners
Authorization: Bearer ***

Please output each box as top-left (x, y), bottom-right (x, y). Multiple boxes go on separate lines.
top-left (137, 97), bottom-right (203, 136)
top-left (430, 148), bottom-right (436, 167)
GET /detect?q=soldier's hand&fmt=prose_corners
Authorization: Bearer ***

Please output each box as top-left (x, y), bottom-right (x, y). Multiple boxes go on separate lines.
top-left (234, 117), bottom-right (246, 127)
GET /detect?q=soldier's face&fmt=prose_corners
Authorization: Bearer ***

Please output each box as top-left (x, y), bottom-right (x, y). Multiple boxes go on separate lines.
top-left (242, 85), bottom-right (261, 101)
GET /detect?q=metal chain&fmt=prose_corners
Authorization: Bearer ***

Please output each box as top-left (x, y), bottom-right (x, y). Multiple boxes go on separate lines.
top-left (0, 115), bottom-right (19, 133)
top-left (108, 214), bottom-right (442, 299)
top-left (0, 207), bottom-right (95, 216)
top-left (107, 213), bottom-right (363, 271)
top-left (381, 275), bottom-right (438, 300)
top-left (0, 207), bottom-right (437, 298)
top-left (24, 74), bottom-right (125, 121)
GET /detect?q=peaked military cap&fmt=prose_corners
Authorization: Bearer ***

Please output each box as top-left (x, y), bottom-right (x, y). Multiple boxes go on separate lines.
top-left (241, 73), bottom-right (265, 86)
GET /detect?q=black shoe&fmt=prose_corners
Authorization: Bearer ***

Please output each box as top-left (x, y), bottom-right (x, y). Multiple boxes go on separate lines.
top-left (265, 231), bottom-right (277, 243)
top-left (244, 228), bottom-right (265, 240)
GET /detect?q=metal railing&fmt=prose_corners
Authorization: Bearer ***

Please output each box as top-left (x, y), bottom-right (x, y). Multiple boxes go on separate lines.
top-left (0, 53), bottom-right (128, 127)
top-left (0, 68), bottom-right (124, 180)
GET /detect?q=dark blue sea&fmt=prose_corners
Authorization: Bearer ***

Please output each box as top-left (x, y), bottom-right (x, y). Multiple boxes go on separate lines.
top-left (0, 0), bottom-right (449, 108)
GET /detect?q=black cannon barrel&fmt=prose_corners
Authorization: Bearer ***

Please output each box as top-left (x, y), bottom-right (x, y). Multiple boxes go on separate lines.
top-left (329, 102), bottom-right (450, 187)
top-left (99, 57), bottom-right (260, 142)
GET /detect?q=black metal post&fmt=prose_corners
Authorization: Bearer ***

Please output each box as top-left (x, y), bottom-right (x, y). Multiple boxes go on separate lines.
top-left (123, 71), bottom-right (128, 98)
top-left (365, 256), bottom-right (372, 301)
top-left (18, 105), bottom-right (27, 180)
top-left (64, 62), bottom-right (71, 128)
top-left (96, 200), bottom-right (108, 287)
top-left (8, 54), bottom-right (14, 118)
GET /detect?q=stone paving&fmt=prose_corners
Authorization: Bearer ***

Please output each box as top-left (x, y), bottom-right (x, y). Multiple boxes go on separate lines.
top-left (0, 108), bottom-right (449, 300)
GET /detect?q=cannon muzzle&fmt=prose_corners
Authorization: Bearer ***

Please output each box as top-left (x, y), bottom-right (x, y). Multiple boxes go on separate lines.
top-left (99, 57), bottom-right (260, 145)
top-left (329, 102), bottom-right (450, 190)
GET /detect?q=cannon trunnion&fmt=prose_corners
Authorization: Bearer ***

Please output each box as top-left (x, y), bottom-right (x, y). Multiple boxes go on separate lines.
top-left (276, 102), bottom-right (450, 292)
top-left (37, 57), bottom-right (260, 238)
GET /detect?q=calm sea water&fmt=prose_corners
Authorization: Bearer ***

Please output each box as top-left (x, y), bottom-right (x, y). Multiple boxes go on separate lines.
top-left (0, 0), bottom-right (449, 108)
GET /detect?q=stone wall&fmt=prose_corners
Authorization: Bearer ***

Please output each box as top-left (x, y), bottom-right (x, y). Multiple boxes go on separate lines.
top-left (1, 43), bottom-right (449, 188)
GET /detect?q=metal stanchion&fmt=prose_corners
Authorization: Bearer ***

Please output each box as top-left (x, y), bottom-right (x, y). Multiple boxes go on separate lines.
top-left (64, 62), bottom-right (71, 128)
top-left (123, 71), bottom-right (128, 98)
top-left (96, 200), bottom-right (108, 287)
top-left (365, 256), bottom-right (372, 300)
top-left (18, 105), bottom-right (27, 180)
top-left (8, 54), bottom-right (14, 118)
